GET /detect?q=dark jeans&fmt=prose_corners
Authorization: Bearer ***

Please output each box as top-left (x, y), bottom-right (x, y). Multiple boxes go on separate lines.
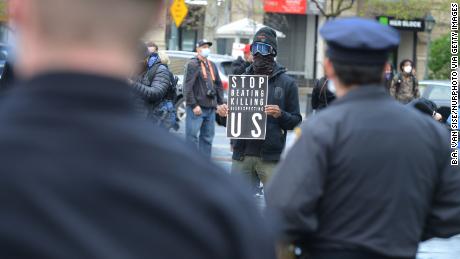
top-left (185, 106), bottom-right (215, 158)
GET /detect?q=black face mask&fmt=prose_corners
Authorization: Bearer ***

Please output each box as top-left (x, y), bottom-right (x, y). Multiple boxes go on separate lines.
top-left (253, 54), bottom-right (275, 75)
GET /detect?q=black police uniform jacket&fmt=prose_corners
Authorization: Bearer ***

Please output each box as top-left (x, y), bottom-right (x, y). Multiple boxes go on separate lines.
top-left (266, 85), bottom-right (460, 258)
top-left (232, 63), bottom-right (302, 162)
top-left (0, 72), bottom-right (276, 259)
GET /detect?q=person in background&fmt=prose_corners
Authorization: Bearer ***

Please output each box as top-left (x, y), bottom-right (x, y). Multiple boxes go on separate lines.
top-left (131, 43), bottom-right (172, 124)
top-left (266, 17), bottom-right (460, 259)
top-left (184, 39), bottom-right (225, 158)
top-left (311, 75), bottom-right (335, 112)
top-left (0, 1), bottom-right (276, 258)
top-left (156, 50), bottom-right (180, 130)
top-left (383, 62), bottom-right (393, 91)
top-left (232, 44), bottom-right (253, 75)
top-left (390, 59), bottom-right (420, 103)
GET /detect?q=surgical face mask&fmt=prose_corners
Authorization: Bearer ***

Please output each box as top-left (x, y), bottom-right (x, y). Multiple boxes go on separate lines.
top-left (327, 79), bottom-right (336, 94)
top-left (200, 48), bottom-right (210, 58)
top-left (403, 66), bottom-right (412, 74)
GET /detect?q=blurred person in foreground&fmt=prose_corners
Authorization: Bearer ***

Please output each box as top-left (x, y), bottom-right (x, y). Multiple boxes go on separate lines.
top-left (0, 1), bottom-right (276, 259)
top-left (266, 17), bottom-right (460, 259)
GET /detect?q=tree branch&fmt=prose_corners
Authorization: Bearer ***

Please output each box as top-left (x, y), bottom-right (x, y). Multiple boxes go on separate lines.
top-left (311, 0), bottom-right (329, 17)
top-left (335, 0), bottom-right (355, 17)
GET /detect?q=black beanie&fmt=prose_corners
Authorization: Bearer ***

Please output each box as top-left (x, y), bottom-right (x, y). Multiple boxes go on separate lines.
top-left (253, 27), bottom-right (278, 53)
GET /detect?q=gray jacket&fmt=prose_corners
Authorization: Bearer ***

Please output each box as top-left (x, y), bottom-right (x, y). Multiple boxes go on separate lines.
top-left (266, 85), bottom-right (460, 258)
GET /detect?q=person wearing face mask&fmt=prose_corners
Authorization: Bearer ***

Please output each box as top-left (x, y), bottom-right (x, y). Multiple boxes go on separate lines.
top-left (184, 40), bottom-right (225, 158)
top-left (217, 27), bottom-right (302, 194)
top-left (131, 43), bottom-right (173, 124)
top-left (390, 59), bottom-right (420, 103)
top-left (383, 62), bottom-right (393, 91)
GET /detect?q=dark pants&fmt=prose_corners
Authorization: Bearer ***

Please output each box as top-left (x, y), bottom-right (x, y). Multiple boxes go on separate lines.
top-left (185, 106), bottom-right (215, 158)
top-left (231, 156), bottom-right (277, 194)
top-left (305, 250), bottom-right (413, 259)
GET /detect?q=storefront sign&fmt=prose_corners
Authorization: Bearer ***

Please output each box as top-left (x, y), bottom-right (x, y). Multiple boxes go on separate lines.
top-left (264, 0), bottom-right (307, 15)
top-left (378, 16), bottom-right (425, 31)
top-left (227, 75), bottom-right (268, 140)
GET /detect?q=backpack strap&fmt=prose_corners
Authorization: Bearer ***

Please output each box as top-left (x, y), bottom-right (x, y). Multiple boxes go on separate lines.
top-left (319, 78), bottom-right (329, 106)
top-left (395, 73), bottom-right (403, 94)
top-left (411, 75), bottom-right (417, 95)
top-left (144, 62), bottom-right (162, 84)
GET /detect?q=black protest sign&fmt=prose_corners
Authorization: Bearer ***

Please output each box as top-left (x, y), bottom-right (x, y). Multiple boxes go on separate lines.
top-left (226, 75), bottom-right (268, 139)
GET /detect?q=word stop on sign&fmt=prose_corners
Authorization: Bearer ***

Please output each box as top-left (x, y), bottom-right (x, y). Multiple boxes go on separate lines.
top-left (226, 75), bottom-right (268, 139)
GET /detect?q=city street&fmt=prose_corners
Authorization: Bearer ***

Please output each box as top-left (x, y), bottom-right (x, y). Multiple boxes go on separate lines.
top-left (175, 89), bottom-right (460, 259)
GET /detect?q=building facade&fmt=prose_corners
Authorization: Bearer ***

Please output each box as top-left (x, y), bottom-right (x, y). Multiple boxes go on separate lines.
top-left (159, 0), bottom-right (448, 84)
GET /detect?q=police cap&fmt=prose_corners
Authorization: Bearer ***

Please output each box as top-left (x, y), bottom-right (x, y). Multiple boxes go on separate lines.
top-left (320, 17), bottom-right (400, 65)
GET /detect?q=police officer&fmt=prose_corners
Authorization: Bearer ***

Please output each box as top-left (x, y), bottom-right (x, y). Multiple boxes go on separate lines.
top-left (266, 17), bottom-right (460, 259)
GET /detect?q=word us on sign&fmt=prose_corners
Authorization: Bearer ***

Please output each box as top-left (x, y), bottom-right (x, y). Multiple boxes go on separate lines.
top-left (227, 75), bottom-right (268, 139)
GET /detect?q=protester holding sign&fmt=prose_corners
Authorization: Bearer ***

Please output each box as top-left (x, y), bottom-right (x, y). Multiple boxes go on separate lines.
top-left (218, 28), bottom-right (302, 194)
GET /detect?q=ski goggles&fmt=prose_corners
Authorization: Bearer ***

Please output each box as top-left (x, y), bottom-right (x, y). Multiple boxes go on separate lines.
top-left (250, 42), bottom-right (276, 56)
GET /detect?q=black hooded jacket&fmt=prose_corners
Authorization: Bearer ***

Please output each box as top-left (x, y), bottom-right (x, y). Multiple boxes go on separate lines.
top-left (232, 63), bottom-right (302, 162)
